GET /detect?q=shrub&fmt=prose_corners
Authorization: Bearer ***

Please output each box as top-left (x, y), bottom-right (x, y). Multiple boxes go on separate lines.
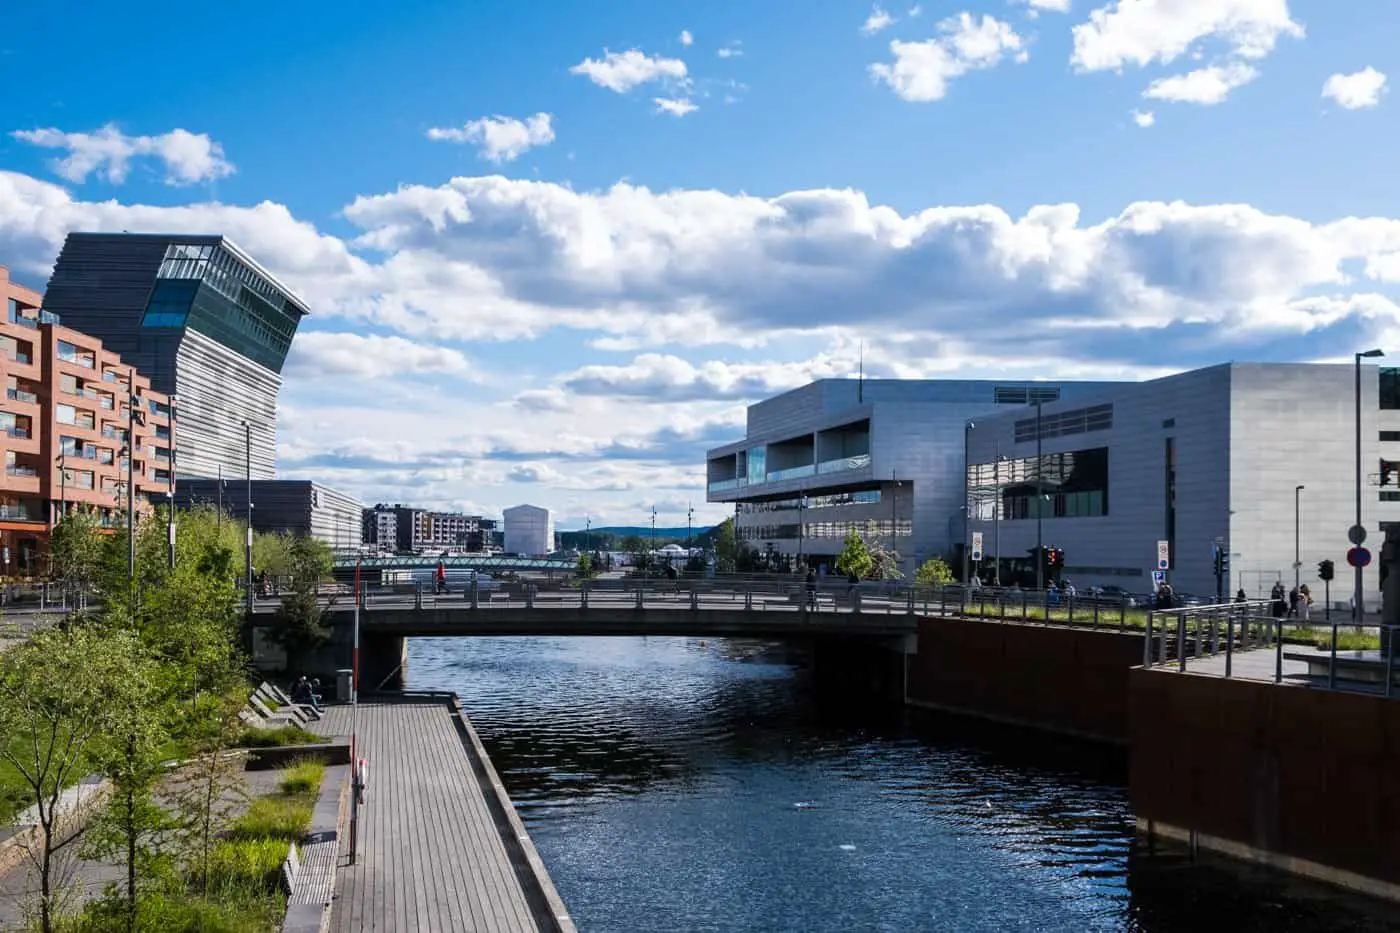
top-left (206, 837), bottom-right (290, 894)
top-left (70, 889), bottom-right (281, 933)
top-left (226, 796), bottom-right (313, 843)
top-left (234, 725), bottom-right (319, 749)
top-left (277, 760), bottom-right (325, 796)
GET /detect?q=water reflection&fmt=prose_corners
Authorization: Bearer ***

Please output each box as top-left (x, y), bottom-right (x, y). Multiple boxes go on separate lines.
top-left (409, 636), bottom-right (1400, 933)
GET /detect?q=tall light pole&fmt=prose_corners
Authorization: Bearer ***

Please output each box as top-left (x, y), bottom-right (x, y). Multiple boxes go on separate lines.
top-left (687, 503), bottom-right (694, 553)
top-left (1356, 349), bottom-right (1384, 620)
top-left (55, 452), bottom-right (66, 525)
top-left (650, 505), bottom-right (657, 572)
top-left (993, 448), bottom-right (1005, 586)
top-left (963, 420), bottom-right (974, 583)
top-left (125, 374), bottom-right (138, 609)
top-left (1035, 400), bottom-right (1045, 591)
top-left (584, 516), bottom-right (591, 555)
top-left (242, 420), bottom-right (254, 615)
top-left (797, 493), bottom-right (807, 569)
top-left (1294, 484), bottom-right (1305, 589)
top-left (167, 395), bottom-right (177, 570)
top-left (889, 468), bottom-right (900, 577)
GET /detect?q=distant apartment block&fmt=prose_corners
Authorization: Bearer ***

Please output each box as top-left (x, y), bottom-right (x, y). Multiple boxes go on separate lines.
top-left (363, 504), bottom-right (492, 552)
top-left (176, 479), bottom-right (363, 549)
top-left (42, 233), bottom-right (309, 481)
top-left (1, 265), bottom-right (175, 575)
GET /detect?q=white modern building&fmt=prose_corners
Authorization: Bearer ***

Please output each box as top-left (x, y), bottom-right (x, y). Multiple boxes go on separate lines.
top-left (503, 504), bottom-right (554, 556)
top-left (963, 362), bottom-right (1400, 611)
top-left (705, 378), bottom-right (1123, 577)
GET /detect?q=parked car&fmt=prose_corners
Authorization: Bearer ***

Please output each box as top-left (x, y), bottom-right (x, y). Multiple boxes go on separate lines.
top-left (1086, 585), bottom-right (1140, 608)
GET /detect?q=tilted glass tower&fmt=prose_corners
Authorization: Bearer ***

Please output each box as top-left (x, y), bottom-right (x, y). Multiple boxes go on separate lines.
top-left (42, 233), bottom-right (309, 480)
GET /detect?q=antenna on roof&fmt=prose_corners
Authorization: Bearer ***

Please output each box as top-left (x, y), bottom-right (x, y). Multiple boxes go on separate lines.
top-left (858, 340), bottom-right (865, 404)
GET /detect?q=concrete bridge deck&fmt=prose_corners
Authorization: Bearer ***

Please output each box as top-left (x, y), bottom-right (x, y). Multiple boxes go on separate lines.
top-left (314, 695), bottom-right (573, 933)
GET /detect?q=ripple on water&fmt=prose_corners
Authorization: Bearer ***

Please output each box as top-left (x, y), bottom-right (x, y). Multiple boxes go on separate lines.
top-left (407, 636), bottom-right (1400, 933)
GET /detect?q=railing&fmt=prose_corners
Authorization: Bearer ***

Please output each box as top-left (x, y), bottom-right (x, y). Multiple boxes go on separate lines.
top-left (0, 506), bottom-right (41, 521)
top-left (765, 464), bottom-right (816, 483)
top-left (5, 388), bottom-right (37, 404)
top-left (6, 427), bottom-right (31, 439)
top-left (6, 351), bottom-right (32, 366)
top-left (707, 478), bottom-right (744, 493)
top-left (817, 453), bottom-right (872, 474)
top-left (6, 465), bottom-right (38, 477)
top-left (57, 348), bottom-right (95, 369)
top-left (1141, 605), bottom-right (1400, 698)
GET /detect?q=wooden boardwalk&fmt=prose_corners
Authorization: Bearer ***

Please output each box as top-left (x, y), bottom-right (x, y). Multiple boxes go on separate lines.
top-left (314, 699), bottom-right (566, 932)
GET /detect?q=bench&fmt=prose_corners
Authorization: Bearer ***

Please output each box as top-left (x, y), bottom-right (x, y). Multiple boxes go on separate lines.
top-left (254, 682), bottom-right (320, 724)
top-left (1283, 649), bottom-right (1400, 686)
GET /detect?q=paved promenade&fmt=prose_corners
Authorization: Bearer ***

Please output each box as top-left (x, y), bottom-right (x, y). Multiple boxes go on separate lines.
top-left (314, 698), bottom-right (571, 933)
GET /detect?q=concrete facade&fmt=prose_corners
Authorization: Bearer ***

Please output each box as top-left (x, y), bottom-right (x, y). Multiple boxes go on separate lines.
top-left (705, 379), bottom-right (1122, 577)
top-left (503, 504), bottom-right (553, 556)
top-left (964, 363), bottom-right (1400, 610)
top-left (175, 479), bottom-right (363, 549)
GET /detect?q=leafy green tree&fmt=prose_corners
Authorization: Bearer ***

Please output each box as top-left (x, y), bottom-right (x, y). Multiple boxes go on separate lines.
top-left (915, 557), bottom-right (955, 587)
top-left (868, 540), bottom-right (904, 580)
top-left (621, 534), bottom-right (650, 574)
top-left (252, 530), bottom-right (294, 582)
top-left (835, 531), bottom-right (875, 580)
top-left (575, 553), bottom-right (597, 578)
top-left (266, 534), bottom-right (334, 671)
top-left (685, 553), bottom-right (707, 574)
top-left (49, 506), bottom-right (106, 606)
top-left (170, 687), bottom-right (248, 897)
top-left (713, 518), bottom-right (739, 573)
top-left (0, 626), bottom-right (137, 933)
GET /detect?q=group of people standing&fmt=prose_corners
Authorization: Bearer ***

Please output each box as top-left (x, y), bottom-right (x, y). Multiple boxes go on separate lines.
top-left (1269, 580), bottom-right (1313, 620)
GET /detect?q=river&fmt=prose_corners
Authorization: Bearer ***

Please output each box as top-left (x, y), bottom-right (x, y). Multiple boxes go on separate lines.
top-left (407, 635), bottom-right (1400, 933)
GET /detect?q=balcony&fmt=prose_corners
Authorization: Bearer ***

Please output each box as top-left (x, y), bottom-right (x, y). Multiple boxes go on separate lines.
top-left (6, 388), bottom-right (38, 404)
top-left (766, 464), bottom-right (816, 483)
top-left (6, 350), bottom-right (32, 366)
top-left (817, 453), bottom-right (872, 474)
top-left (6, 427), bottom-right (31, 439)
top-left (6, 465), bottom-right (38, 478)
top-left (708, 477), bottom-right (747, 493)
top-left (0, 505), bottom-right (42, 522)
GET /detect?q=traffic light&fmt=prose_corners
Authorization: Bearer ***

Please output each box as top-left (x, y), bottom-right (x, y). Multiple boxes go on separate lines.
top-left (1318, 559), bottom-right (1335, 582)
top-left (1383, 460), bottom-right (1398, 487)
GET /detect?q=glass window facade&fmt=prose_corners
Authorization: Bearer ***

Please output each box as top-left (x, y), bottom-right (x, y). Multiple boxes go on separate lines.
top-left (969, 447), bottom-right (1109, 520)
top-left (1382, 369), bottom-right (1400, 410)
top-left (746, 447), bottom-right (767, 486)
top-left (141, 279), bottom-right (199, 329)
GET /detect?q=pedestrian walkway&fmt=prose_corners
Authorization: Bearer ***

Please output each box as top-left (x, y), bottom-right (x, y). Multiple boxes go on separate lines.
top-left (314, 697), bottom-right (571, 932)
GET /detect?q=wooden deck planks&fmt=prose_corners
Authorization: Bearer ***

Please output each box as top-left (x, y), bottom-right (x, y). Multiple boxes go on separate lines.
top-left (314, 701), bottom-right (546, 932)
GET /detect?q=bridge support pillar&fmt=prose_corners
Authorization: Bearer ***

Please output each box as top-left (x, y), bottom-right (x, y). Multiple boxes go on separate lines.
top-left (470, 580), bottom-right (479, 609)
top-left (582, 583), bottom-right (589, 610)
top-left (636, 588), bottom-right (644, 610)
top-left (744, 589), bottom-right (752, 610)
top-left (853, 592), bottom-right (863, 614)
top-left (690, 589), bottom-right (698, 611)
top-left (415, 583), bottom-right (422, 610)
top-left (361, 631), bottom-right (407, 692)
top-left (526, 585), bottom-right (535, 609)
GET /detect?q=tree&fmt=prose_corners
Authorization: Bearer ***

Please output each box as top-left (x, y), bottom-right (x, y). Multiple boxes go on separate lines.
top-left (915, 557), bottom-right (955, 587)
top-left (170, 686), bottom-right (247, 897)
top-left (49, 506), bottom-right (106, 606)
top-left (868, 539), bottom-right (904, 580)
top-left (620, 534), bottom-right (650, 574)
top-left (0, 626), bottom-right (136, 933)
top-left (575, 552), bottom-right (596, 579)
top-left (685, 553), bottom-right (707, 574)
top-left (835, 531), bottom-right (874, 580)
top-left (267, 534), bottom-right (335, 671)
top-left (713, 518), bottom-right (739, 573)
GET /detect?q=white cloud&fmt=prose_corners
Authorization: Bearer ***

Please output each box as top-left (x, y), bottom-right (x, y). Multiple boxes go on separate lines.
top-left (655, 98), bottom-right (698, 117)
top-left (1322, 67), bottom-right (1388, 110)
top-left (862, 5), bottom-right (896, 35)
top-left (1071, 0), bottom-right (1303, 72)
top-left (570, 49), bottom-right (688, 93)
top-left (425, 113), bottom-right (555, 163)
top-left (1014, 0), bottom-right (1072, 13)
top-left (507, 463), bottom-right (561, 483)
top-left (1143, 62), bottom-right (1259, 105)
top-left (717, 42), bottom-right (743, 59)
top-left (11, 124), bottom-right (234, 186)
top-left (871, 13), bottom-right (1028, 102)
top-left (1131, 109), bottom-right (1155, 127)
top-left (679, 30), bottom-right (694, 46)
top-left (286, 332), bottom-right (474, 379)
top-left (556, 352), bottom-right (858, 401)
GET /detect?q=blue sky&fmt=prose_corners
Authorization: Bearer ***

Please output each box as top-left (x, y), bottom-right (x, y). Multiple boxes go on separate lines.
top-left (1, 0), bottom-right (1397, 528)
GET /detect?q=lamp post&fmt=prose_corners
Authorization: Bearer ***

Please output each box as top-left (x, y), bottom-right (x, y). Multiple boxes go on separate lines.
top-left (242, 420), bottom-right (254, 615)
top-left (889, 468), bottom-right (901, 577)
top-left (125, 374), bottom-right (137, 598)
top-left (687, 503), bottom-right (694, 553)
top-left (963, 420), bottom-right (974, 583)
top-left (993, 448), bottom-right (1006, 586)
top-left (167, 395), bottom-right (177, 570)
top-left (797, 493), bottom-right (807, 569)
top-left (1035, 400), bottom-right (1045, 591)
top-left (1356, 349), bottom-right (1384, 620)
top-left (1294, 484), bottom-right (1305, 589)
top-left (650, 505), bottom-right (657, 574)
top-left (55, 452), bottom-right (66, 525)
top-left (584, 516), bottom-right (591, 555)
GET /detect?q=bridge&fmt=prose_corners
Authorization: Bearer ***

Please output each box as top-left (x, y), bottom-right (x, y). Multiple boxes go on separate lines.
top-left (330, 554), bottom-right (576, 575)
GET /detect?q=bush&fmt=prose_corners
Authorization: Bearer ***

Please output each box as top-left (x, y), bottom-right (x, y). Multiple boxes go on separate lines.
top-left (206, 837), bottom-right (290, 893)
top-left (277, 760), bottom-right (325, 796)
top-left (235, 725), bottom-right (319, 749)
top-left (226, 796), bottom-right (313, 843)
top-left (69, 889), bottom-right (281, 933)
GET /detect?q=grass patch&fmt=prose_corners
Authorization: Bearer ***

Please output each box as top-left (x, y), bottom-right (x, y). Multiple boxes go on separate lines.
top-left (206, 836), bottom-right (290, 893)
top-left (235, 725), bottom-right (320, 749)
top-left (277, 759), bottom-right (325, 796)
top-left (66, 888), bottom-right (283, 933)
top-left (1281, 627), bottom-right (1383, 651)
top-left (226, 795), bottom-right (314, 843)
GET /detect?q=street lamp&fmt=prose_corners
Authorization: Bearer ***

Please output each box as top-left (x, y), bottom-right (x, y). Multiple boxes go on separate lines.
top-left (650, 505), bottom-right (657, 574)
top-left (1035, 400), bottom-right (1045, 591)
top-left (797, 493), bottom-right (807, 569)
top-left (584, 516), bottom-right (591, 555)
top-left (166, 395), bottom-right (177, 570)
top-left (994, 450), bottom-right (1008, 586)
top-left (890, 469), bottom-right (901, 575)
top-left (1294, 484), bottom-right (1305, 589)
top-left (242, 420), bottom-right (254, 615)
top-left (55, 452), bottom-right (67, 525)
top-left (1356, 348), bottom-right (1384, 619)
top-left (963, 420), bottom-right (974, 583)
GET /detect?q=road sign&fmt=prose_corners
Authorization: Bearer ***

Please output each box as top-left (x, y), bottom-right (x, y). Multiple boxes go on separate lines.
top-left (1348, 524), bottom-right (1368, 545)
top-left (1156, 540), bottom-right (1170, 571)
top-left (970, 532), bottom-right (983, 562)
top-left (1152, 570), bottom-right (1166, 587)
top-left (1347, 546), bottom-right (1373, 569)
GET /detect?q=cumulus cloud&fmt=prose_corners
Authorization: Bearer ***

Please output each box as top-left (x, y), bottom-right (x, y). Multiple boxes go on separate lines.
top-left (570, 49), bottom-right (688, 93)
top-left (679, 30), bottom-right (694, 46)
top-left (655, 97), bottom-right (698, 117)
top-left (861, 5), bottom-right (896, 34)
top-left (1071, 0), bottom-right (1303, 73)
top-left (286, 332), bottom-right (474, 379)
top-left (717, 42), bottom-right (744, 59)
top-left (11, 124), bottom-right (234, 186)
top-left (1322, 67), bottom-right (1388, 110)
top-left (425, 113), bottom-right (555, 162)
top-left (1015, 0), bottom-right (1072, 13)
top-left (507, 463), bottom-right (561, 483)
top-left (1131, 109), bottom-right (1155, 127)
top-left (1144, 62), bottom-right (1259, 105)
top-left (557, 352), bottom-right (859, 402)
top-left (870, 13), bottom-right (1028, 102)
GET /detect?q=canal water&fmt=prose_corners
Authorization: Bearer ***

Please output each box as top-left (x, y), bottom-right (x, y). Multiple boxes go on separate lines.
top-left (408, 636), bottom-right (1400, 933)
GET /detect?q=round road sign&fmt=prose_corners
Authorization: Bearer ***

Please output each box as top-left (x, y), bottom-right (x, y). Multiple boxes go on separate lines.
top-left (1348, 524), bottom-right (1368, 545)
top-left (1347, 546), bottom-right (1372, 568)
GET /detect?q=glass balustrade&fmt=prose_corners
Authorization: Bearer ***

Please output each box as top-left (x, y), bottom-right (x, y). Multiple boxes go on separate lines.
top-left (817, 453), bottom-right (872, 474)
top-left (765, 464), bottom-right (817, 482)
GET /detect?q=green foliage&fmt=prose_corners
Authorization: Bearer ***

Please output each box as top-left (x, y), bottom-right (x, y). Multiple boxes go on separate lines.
top-left (915, 557), bottom-right (954, 587)
top-left (226, 795), bottom-right (313, 843)
top-left (204, 838), bottom-right (289, 895)
top-left (575, 552), bottom-right (596, 579)
top-left (713, 518), bottom-right (739, 573)
top-left (234, 725), bottom-right (320, 749)
top-left (68, 887), bottom-right (282, 933)
top-left (835, 531), bottom-right (874, 580)
top-left (49, 507), bottom-right (107, 600)
top-left (276, 760), bottom-right (325, 796)
top-left (684, 553), bottom-right (708, 574)
top-left (620, 534), bottom-right (650, 572)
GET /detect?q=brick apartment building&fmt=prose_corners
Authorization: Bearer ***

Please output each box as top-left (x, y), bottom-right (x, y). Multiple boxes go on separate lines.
top-left (2, 265), bottom-right (174, 575)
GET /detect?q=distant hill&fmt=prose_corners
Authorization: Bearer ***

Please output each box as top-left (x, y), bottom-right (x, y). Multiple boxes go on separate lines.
top-left (583, 525), bottom-right (714, 538)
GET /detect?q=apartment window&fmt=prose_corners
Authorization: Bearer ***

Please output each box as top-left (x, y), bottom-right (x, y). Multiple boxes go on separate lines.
top-left (1382, 431), bottom-right (1400, 442)
top-left (155, 425), bottom-right (170, 440)
top-left (72, 470), bottom-right (95, 490)
top-left (154, 469), bottom-right (171, 484)
top-left (57, 340), bottom-right (94, 369)
top-left (1382, 491), bottom-right (1400, 502)
top-left (56, 404), bottom-right (77, 425)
